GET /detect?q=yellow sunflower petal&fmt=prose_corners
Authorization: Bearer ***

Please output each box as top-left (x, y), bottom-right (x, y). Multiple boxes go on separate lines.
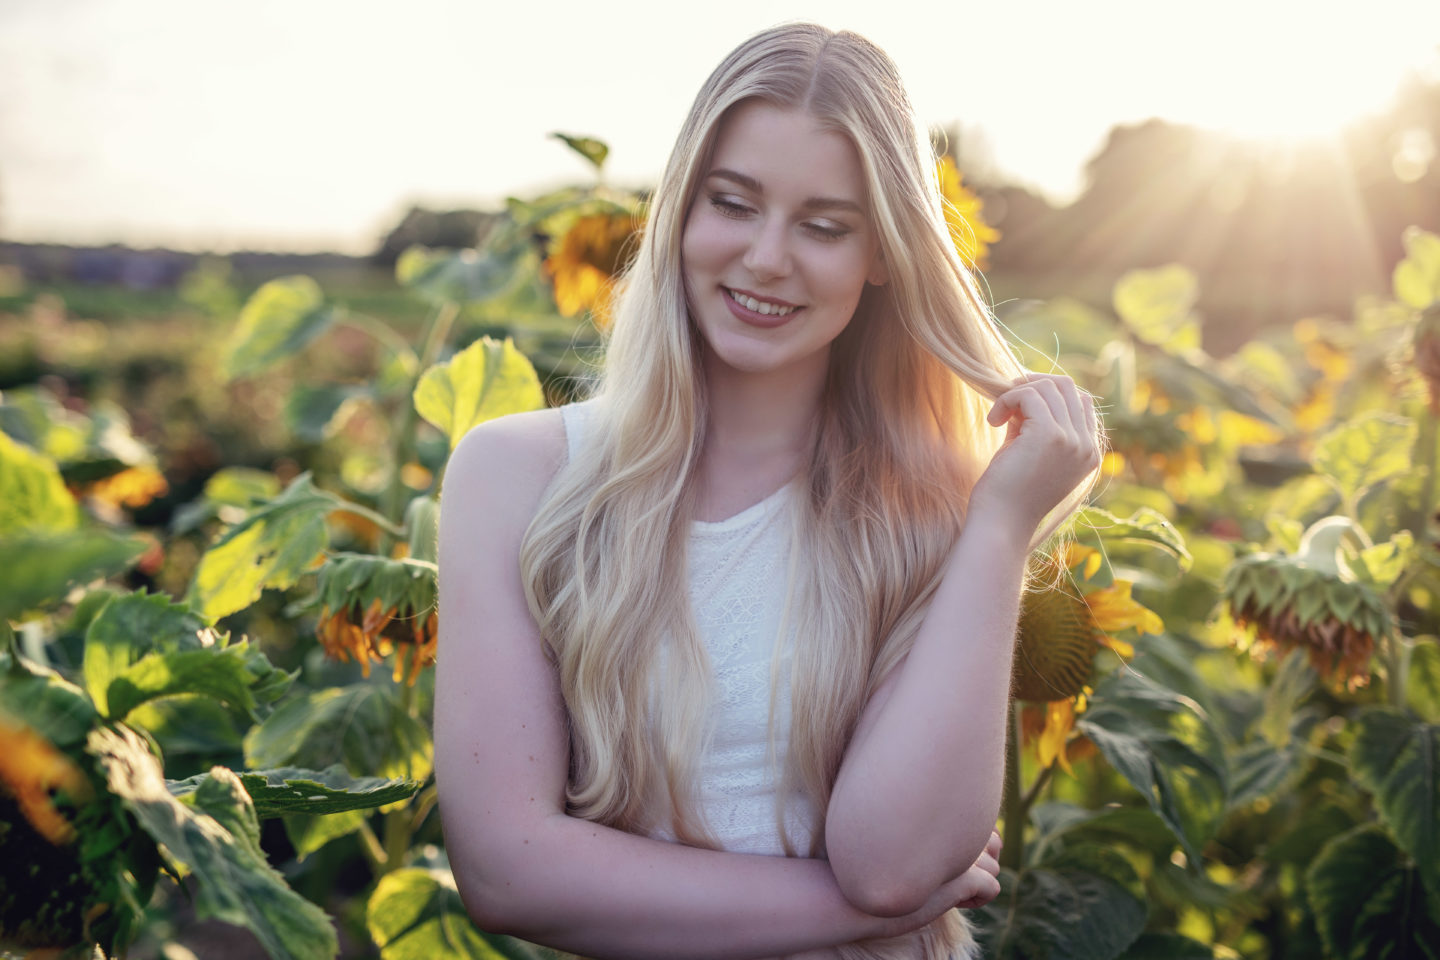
top-left (1036, 699), bottom-right (1077, 776)
top-left (1086, 580), bottom-right (1165, 635)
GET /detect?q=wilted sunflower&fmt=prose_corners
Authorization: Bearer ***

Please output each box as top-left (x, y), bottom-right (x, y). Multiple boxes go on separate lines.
top-left (544, 211), bottom-right (639, 327)
top-left (312, 553), bottom-right (438, 685)
top-left (1014, 543), bottom-right (1164, 773)
top-left (936, 155), bottom-right (1000, 270)
top-left (1224, 517), bottom-right (1390, 691)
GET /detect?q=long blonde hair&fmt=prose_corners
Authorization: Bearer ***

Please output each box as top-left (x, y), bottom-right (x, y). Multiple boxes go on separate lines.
top-left (521, 24), bottom-right (1075, 875)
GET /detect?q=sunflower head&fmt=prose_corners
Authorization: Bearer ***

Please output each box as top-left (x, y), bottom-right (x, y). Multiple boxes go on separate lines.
top-left (1224, 552), bottom-right (1388, 691)
top-left (312, 553), bottom-right (438, 685)
top-left (544, 211), bottom-right (639, 326)
top-left (936, 156), bottom-right (999, 270)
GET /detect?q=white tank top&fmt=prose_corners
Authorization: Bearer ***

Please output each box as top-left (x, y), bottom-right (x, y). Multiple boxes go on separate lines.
top-left (559, 399), bottom-right (817, 856)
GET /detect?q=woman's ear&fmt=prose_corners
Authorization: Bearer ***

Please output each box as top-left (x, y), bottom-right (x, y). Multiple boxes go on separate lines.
top-left (867, 249), bottom-right (889, 286)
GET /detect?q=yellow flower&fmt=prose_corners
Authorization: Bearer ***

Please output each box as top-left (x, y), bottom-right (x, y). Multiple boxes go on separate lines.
top-left (936, 156), bottom-right (999, 270)
top-left (312, 554), bottom-right (439, 685)
top-left (0, 715), bottom-right (91, 845)
top-left (544, 212), bottom-right (639, 327)
top-left (1085, 579), bottom-right (1164, 637)
top-left (85, 465), bottom-right (169, 510)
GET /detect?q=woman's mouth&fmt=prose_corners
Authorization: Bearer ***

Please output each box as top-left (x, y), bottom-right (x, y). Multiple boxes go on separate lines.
top-left (723, 287), bottom-right (803, 326)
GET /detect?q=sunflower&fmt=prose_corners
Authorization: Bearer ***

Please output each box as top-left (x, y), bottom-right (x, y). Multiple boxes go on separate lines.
top-left (544, 211), bottom-right (639, 327)
top-left (312, 553), bottom-right (438, 685)
top-left (1014, 543), bottom-right (1164, 773)
top-left (1223, 518), bottom-right (1389, 691)
top-left (936, 155), bottom-right (1000, 270)
top-left (0, 714), bottom-right (91, 845)
top-left (84, 464), bottom-right (169, 511)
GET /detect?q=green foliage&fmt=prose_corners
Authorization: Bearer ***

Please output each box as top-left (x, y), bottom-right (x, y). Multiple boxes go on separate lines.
top-left (413, 336), bottom-right (545, 449)
top-left (397, 246), bottom-right (525, 304)
top-left (224, 275), bottom-right (336, 379)
top-left (0, 427), bottom-right (79, 533)
top-left (245, 684), bottom-right (433, 781)
top-left (367, 868), bottom-right (533, 960)
top-left (1347, 708), bottom-right (1440, 895)
top-left (1409, 640), bottom-right (1440, 723)
top-left (1313, 412), bottom-right (1417, 505)
top-left (88, 725), bottom-right (339, 960)
top-left (974, 846), bottom-right (1148, 960)
top-left (1112, 265), bottom-right (1200, 354)
top-left (551, 132), bottom-right (609, 171)
top-left (1393, 227), bottom-right (1440, 309)
top-left (1306, 824), bottom-right (1440, 960)
top-left (169, 764), bottom-right (422, 818)
top-left (1071, 506), bottom-right (1191, 588)
top-left (0, 529), bottom-right (146, 622)
top-left (187, 472), bottom-right (338, 620)
top-left (1077, 672), bottom-right (1228, 864)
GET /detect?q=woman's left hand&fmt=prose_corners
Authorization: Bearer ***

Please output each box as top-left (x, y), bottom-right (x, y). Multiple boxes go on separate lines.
top-left (969, 373), bottom-right (1101, 537)
top-left (953, 829), bottom-right (1003, 910)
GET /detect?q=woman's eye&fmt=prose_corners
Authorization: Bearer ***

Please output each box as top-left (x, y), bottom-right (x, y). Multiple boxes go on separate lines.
top-left (709, 195), bottom-right (750, 218)
top-left (804, 221), bottom-right (851, 242)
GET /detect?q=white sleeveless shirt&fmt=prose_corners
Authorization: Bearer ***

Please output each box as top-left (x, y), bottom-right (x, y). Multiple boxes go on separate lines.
top-left (560, 399), bottom-right (817, 856)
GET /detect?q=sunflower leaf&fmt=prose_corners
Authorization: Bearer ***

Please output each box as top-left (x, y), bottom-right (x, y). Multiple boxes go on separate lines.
top-left (169, 764), bottom-right (421, 818)
top-left (413, 337), bottom-right (545, 450)
top-left (1313, 413), bottom-right (1417, 505)
top-left (0, 529), bottom-right (147, 622)
top-left (1347, 708), bottom-right (1440, 895)
top-left (244, 685), bottom-right (433, 782)
top-left (1078, 672), bottom-right (1228, 864)
top-left (223, 276), bottom-right (336, 379)
top-left (1112, 265), bottom-right (1201, 354)
top-left (550, 132), bottom-right (609, 171)
top-left (1393, 227), bottom-right (1440, 309)
top-left (1306, 824), bottom-right (1440, 960)
top-left (187, 473), bottom-right (337, 621)
top-left (88, 726), bottom-right (338, 960)
top-left (366, 867), bottom-right (549, 960)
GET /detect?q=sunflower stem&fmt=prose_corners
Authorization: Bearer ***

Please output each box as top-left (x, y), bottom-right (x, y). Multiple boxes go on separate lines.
top-left (382, 805), bottom-right (411, 875)
top-left (356, 818), bottom-right (388, 874)
top-left (1001, 701), bottom-right (1025, 871)
top-left (379, 299), bottom-right (460, 555)
top-left (328, 500), bottom-right (408, 539)
top-left (334, 311), bottom-right (419, 368)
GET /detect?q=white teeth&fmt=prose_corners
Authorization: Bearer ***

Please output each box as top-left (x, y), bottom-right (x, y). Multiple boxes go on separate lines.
top-left (728, 289), bottom-right (798, 316)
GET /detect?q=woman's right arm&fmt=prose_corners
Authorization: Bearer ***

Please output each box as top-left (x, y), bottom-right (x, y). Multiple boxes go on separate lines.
top-left (434, 413), bottom-right (981, 960)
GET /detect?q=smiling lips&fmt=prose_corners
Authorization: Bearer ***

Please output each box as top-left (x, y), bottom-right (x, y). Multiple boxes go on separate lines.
top-left (723, 286), bottom-right (803, 326)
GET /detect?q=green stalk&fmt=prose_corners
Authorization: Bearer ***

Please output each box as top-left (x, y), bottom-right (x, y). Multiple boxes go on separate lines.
top-left (1000, 702), bottom-right (1025, 871)
top-left (379, 300), bottom-right (460, 554)
top-left (382, 802), bottom-right (412, 874)
top-left (335, 311), bottom-right (419, 367)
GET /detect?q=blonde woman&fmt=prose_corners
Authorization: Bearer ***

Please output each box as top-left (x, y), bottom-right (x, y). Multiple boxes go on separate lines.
top-left (435, 23), bottom-right (1100, 960)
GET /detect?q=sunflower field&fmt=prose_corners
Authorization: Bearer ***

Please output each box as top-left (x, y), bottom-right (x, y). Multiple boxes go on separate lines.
top-left (2, 138), bottom-right (1438, 960)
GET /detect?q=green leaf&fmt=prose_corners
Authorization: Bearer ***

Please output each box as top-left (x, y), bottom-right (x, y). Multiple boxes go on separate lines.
top-left (1116, 933), bottom-right (1214, 959)
top-left (0, 430), bottom-right (80, 534)
top-left (187, 473), bottom-right (337, 621)
top-left (224, 276), bottom-right (336, 379)
top-left (550, 132), bottom-right (609, 171)
top-left (1394, 227), bottom-right (1440, 309)
top-left (106, 645), bottom-right (265, 721)
top-left (1229, 736), bottom-right (1312, 809)
top-left (245, 685), bottom-right (433, 781)
top-left (1112, 265), bottom-right (1201, 354)
top-left (1029, 803), bottom-right (1177, 864)
top-left (972, 846), bottom-right (1148, 960)
top-left (367, 868), bottom-right (548, 960)
top-left (413, 337), bottom-right (545, 450)
top-left (286, 385), bottom-right (367, 443)
top-left (405, 496), bottom-right (440, 564)
top-left (88, 726), bottom-right (338, 960)
top-left (396, 247), bottom-right (522, 305)
top-left (1307, 824), bottom-right (1440, 960)
top-left (83, 590), bottom-right (209, 716)
top-left (1313, 413), bottom-right (1417, 504)
top-left (205, 467), bottom-right (284, 507)
top-left (1352, 531), bottom-right (1416, 590)
top-left (128, 695), bottom-right (244, 756)
top-left (169, 764), bottom-right (421, 818)
top-left (1408, 639), bottom-right (1440, 724)
top-left (0, 530), bottom-right (147, 621)
top-left (284, 809), bottom-right (366, 860)
top-left (1348, 708), bottom-right (1440, 894)
top-left (0, 655), bottom-right (97, 747)
top-left (1259, 648), bottom-right (1316, 747)
top-left (1077, 672), bottom-right (1228, 864)
top-left (1070, 507), bottom-right (1190, 590)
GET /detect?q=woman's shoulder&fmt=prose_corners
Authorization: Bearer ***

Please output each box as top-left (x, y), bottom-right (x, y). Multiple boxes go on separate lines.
top-left (442, 408), bottom-right (568, 527)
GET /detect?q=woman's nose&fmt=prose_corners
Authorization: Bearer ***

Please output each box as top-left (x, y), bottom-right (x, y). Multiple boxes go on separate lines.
top-left (742, 219), bottom-right (792, 280)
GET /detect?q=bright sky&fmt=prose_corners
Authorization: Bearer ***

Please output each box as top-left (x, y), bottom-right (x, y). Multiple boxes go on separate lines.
top-left (2, 0), bottom-right (1437, 253)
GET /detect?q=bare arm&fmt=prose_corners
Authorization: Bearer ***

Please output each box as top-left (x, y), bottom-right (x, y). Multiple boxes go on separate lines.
top-left (824, 374), bottom-right (1101, 916)
top-left (434, 412), bottom-right (982, 960)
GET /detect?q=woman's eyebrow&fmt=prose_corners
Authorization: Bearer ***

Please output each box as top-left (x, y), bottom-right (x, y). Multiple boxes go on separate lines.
top-left (706, 168), bottom-right (865, 215)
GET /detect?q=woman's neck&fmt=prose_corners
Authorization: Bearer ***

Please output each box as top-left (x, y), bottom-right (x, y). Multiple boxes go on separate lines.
top-left (694, 352), bottom-right (826, 522)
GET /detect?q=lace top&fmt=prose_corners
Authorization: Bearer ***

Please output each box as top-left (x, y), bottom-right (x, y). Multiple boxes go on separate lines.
top-left (560, 399), bottom-right (816, 856)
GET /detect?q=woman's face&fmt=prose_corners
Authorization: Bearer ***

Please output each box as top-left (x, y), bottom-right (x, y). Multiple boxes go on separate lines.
top-left (681, 101), bottom-right (885, 384)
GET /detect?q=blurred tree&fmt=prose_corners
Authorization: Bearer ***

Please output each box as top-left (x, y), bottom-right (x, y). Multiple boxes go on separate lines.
top-left (371, 206), bottom-right (499, 267)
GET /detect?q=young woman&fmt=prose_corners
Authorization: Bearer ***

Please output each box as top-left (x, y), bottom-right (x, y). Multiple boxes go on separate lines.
top-left (435, 23), bottom-right (1101, 960)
